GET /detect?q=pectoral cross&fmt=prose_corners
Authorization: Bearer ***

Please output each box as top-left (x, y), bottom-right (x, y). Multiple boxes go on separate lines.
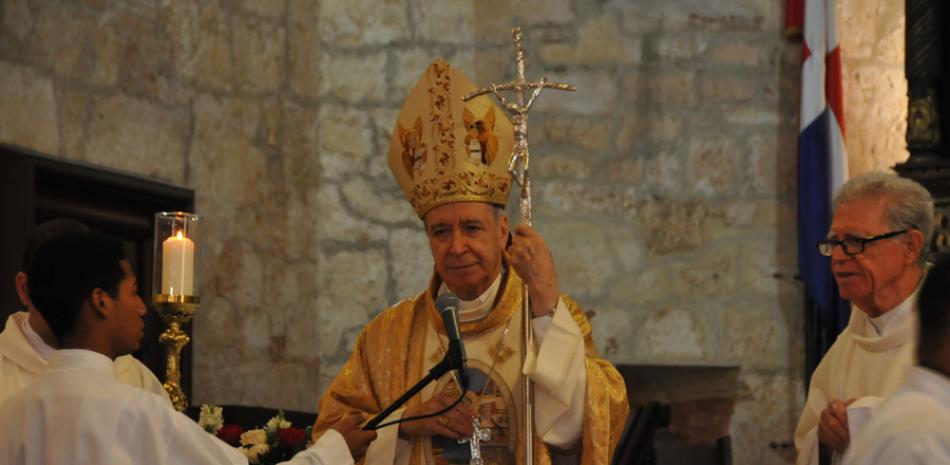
top-left (458, 418), bottom-right (491, 465)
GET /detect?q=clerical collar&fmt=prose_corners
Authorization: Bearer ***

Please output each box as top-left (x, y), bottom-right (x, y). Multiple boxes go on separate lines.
top-left (20, 314), bottom-right (55, 361)
top-left (865, 287), bottom-right (917, 337)
top-left (438, 270), bottom-right (505, 323)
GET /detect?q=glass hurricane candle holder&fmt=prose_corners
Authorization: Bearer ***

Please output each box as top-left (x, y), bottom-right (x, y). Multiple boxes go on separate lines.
top-left (152, 212), bottom-right (200, 411)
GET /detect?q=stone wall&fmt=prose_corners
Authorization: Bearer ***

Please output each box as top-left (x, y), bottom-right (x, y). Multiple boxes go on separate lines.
top-left (839, 0), bottom-right (908, 174)
top-left (0, 0), bottom-right (908, 464)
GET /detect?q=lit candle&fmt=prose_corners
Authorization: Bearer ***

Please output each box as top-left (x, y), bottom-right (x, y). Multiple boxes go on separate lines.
top-left (162, 231), bottom-right (195, 295)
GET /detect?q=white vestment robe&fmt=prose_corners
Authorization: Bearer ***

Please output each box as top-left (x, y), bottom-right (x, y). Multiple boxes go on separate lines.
top-left (0, 349), bottom-right (354, 465)
top-left (794, 292), bottom-right (918, 465)
top-left (0, 311), bottom-right (168, 402)
top-left (841, 366), bottom-right (950, 465)
top-left (366, 272), bottom-right (587, 465)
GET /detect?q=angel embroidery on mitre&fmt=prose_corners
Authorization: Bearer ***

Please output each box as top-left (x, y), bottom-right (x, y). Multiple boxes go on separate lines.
top-left (397, 116), bottom-right (428, 179)
top-left (463, 106), bottom-right (499, 166)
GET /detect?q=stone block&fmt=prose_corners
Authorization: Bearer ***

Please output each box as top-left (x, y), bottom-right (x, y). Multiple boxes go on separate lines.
top-left (536, 181), bottom-right (637, 217)
top-left (643, 70), bottom-right (696, 107)
top-left (318, 104), bottom-right (374, 178)
top-left (600, 158), bottom-right (643, 184)
top-left (537, 114), bottom-right (614, 152)
top-left (532, 71), bottom-right (619, 116)
top-left (282, 101), bottom-right (322, 189)
top-left (721, 305), bottom-right (789, 369)
top-left (242, 0), bottom-right (287, 18)
top-left (0, 62), bottom-right (59, 155)
top-left (288, 7), bottom-right (322, 99)
top-left (2, 0), bottom-right (32, 45)
top-left (166, 0), bottom-right (233, 91)
top-left (84, 94), bottom-right (189, 184)
top-left (316, 249), bottom-right (389, 355)
top-left (544, 220), bottom-right (616, 299)
top-left (319, 0), bottom-right (410, 46)
top-left (410, 0), bottom-right (474, 44)
top-left (708, 39), bottom-right (771, 66)
top-left (532, 153), bottom-right (594, 181)
top-left (588, 307), bottom-right (637, 361)
top-left (389, 227), bottom-right (433, 299)
top-left (370, 106), bottom-right (401, 178)
top-left (607, 264), bottom-right (674, 307)
top-left (233, 16), bottom-right (284, 93)
top-left (119, 11), bottom-right (183, 101)
top-left (316, 184), bottom-right (388, 245)
top-left (57, 88), bottom-right (89, 158)
top-left (747, 130), bottom-right (797, 196)
top-left (637, 197), bottom-right (725, 255)
top-left (649, 33), bottom-right (709, 62)
top-left (320, 50), bottom-right (388, 103)
top-left (671, 244), bottom-right (738, 297)
top-left (730, 370), bottom-right (802, 465)
top-left (701, 73), bottom-right (757, 103)
top-left (341, 177), bottom-right (417, 225)
top-left (837, 0), bottom-right (878, 59)
top-left (642, 306), bottom-right (711, 361)
top-left (642, 150), bottom-right (685, 194)
top-left (31, 4), bottom-right (94, 80)
top-left (602, 220), bottom-right (645, 272)
top-left (687, 136), bottom-right (740, 195)
top-left (473, 0), bottom-right (574, 45)
top-left (208, 238), bottom-right (266, 309)
top-left (538, 15), bottom-right (641, 66)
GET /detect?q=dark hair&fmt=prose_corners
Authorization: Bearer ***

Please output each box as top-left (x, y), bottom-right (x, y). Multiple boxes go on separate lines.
top-left (21, 219), bottom-right (89, 271)
top-left (916, 253), bottom-right (950, 364)
top-left (26, 231), bottom-right (126, 342)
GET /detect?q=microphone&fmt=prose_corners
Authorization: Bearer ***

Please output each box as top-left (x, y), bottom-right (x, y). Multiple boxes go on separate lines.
top-left (435, 293), bottom-right (468, 390)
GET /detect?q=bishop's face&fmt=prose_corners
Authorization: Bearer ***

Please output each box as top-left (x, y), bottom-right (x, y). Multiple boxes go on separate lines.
top-left (424, 202), bottom-right (509, 300)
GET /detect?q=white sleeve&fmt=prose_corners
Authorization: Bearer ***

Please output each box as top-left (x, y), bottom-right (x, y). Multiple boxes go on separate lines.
top-left (283, 429), bottom-right (354, 465)
top-left (162, 408), bottom-right (248, 465)
top-left (363, 408), bottom-right (413, 465)
top-left (522, 299), bottom-right (586, 449)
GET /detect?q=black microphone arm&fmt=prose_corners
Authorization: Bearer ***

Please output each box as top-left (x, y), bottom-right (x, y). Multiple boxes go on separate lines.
top-left (362, 294), bottom-right (468, 431)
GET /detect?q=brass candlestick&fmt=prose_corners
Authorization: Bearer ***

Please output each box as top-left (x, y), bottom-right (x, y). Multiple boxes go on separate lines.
top-left (152, 211), bottom-right (201, 412)
top-left (154, 294), bottom-right (200, 411)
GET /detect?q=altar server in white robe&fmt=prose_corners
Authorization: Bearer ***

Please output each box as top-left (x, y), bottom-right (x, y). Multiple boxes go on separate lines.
top-left (0, 230), bottom-right (377, 465)
top-left (842, 253), bottom-right (950, 465)
top-left (0, 219), bottom-right (167, 402)
top-left (795, 172), bottom-right (933, 465)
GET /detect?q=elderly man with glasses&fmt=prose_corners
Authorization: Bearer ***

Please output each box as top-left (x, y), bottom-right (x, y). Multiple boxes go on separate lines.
top-left (795, 172), bottom-right (934, 465)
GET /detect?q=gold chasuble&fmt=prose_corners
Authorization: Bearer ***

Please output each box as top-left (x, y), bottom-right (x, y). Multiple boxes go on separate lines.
top-left (312, 268), bottom-right (628, 465)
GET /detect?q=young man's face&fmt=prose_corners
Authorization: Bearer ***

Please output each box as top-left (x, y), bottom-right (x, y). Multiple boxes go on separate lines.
top-left (110, 260), bottom-right (147, 355)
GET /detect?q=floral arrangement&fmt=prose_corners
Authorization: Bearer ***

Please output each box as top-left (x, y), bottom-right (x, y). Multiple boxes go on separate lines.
top-left (199, 404), bottom-right (312, 465)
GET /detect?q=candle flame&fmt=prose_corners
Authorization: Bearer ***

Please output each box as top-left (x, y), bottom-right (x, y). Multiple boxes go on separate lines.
top-left (176, 231), bottom-right (183, 240)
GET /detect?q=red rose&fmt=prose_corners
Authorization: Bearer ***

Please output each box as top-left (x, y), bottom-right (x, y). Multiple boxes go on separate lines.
top-left (277, 427), bottom-right (307, 448)
top-left (217, 424), bottom-right (244, 446)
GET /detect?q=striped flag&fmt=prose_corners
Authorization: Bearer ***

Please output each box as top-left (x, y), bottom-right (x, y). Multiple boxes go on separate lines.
top-left (788, 0), bottom-right (851, 358)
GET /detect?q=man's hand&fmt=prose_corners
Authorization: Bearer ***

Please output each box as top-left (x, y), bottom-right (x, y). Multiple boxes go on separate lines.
top-left (331, 413), bottom-right (377, 460)
top-left (398, 393), bottom-right (474, 441)
top-left (818, 398), bottom-right (856, 452)
top-left (506, 224), bottom-right (560, 316)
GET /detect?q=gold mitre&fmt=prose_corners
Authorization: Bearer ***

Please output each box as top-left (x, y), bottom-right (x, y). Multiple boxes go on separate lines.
top-left (388, 58), bottom-right (515, 218)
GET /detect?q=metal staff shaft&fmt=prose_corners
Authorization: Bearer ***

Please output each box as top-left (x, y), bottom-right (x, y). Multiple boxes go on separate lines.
top-left (464, 26), bottom-right (575, 465)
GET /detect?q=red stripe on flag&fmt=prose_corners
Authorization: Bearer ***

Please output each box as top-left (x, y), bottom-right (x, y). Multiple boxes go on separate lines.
top-left (825, 46), bottom-right (845, 136)
top-left (786, 0), bottom-right (804, 36)
top-left (802, 40), bottom-right (812, 64)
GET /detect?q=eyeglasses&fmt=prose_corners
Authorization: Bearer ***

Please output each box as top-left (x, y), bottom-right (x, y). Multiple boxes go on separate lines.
top-left (816, 230), bottom-right (908, 257)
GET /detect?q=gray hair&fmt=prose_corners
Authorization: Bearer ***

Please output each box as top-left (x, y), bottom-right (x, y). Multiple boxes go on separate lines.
top-left (833, 171), bottom-right (934, 265)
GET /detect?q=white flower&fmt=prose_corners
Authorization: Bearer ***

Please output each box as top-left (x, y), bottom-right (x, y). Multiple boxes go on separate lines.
top-left (241, 443), bottom-right (270, 464)
top-left (266, 413), bottom-right (291, 432)
top-left (198, 404), bottom-right (223, 434)
top-left (240, 429), bottom-right (268, 446)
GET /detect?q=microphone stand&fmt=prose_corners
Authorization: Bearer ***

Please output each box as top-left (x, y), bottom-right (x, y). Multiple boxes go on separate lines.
top-left (363, 340), bottom-right (467, 430)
